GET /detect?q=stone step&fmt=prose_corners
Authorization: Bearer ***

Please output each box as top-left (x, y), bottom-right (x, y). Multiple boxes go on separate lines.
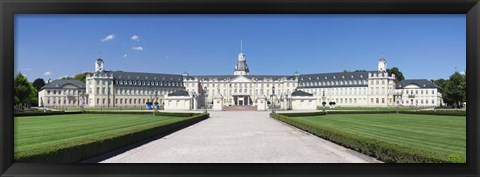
top-left (223, 105), bottom-right (257, 111)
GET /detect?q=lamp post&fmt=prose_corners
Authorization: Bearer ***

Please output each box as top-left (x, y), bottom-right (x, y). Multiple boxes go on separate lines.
top-left (204, 86), bottom-right (208, 114)
top-left (154, 91), bottom-right (158, 113)
top-left (271, 85), bottom-right (275, 113)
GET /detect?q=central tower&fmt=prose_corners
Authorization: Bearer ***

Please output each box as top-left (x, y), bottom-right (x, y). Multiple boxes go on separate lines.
top-left (234, 40), bottom-right (250, 76)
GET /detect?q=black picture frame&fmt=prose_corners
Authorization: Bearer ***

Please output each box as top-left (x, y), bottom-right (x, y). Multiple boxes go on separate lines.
top-left (1, 0), bottom-right (479, 176)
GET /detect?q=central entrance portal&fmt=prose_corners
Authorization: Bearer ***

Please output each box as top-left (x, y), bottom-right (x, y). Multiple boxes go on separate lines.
top-left (233, 95), bottom-right (252, 106)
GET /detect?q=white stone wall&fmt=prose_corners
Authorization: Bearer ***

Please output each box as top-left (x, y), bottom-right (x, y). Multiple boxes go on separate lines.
top-left (395, 85), bottom-right (443, 107)
top-left (183, 75), bottom-right (298, 109)
top-left (163, 97), bottom-right (191, 111)
top-left (291, 97), bottom-right (317, 110)
top-left (38, 87), bottom-right (86, 107)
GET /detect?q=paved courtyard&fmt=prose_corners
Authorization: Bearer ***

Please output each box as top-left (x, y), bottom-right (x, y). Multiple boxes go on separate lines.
top-left (100, 111), bottom-right (381, 163)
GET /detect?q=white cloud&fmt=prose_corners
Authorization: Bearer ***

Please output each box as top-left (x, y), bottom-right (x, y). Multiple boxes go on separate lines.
top-left (101, 34), bottom-right (115, 42)
top-left (24, 68), bottom-right (32, 71)
top-left (44, 71), bottom-right (52, 76)
top-left (123, 54), bottom-right (128, 58)
top-left (132, 46), bottom-right (144, 51)
top-left (130, 35), bottom-right (140, 41)
top-left (459, 71), bottom-right (465, 75)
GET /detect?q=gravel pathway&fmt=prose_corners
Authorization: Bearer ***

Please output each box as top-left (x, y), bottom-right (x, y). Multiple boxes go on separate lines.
top-left (100, 111), bottom-right (381, 163)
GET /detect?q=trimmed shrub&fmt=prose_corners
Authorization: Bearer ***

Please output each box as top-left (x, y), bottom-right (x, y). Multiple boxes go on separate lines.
top-left (154, 112), bottom-right (198, 117)
top-left (16, 113), bottom-right (209, 162)
top-left (270, 113), bottom-right (460, 163)
top-left (276, 112), bottom-right (326, 117)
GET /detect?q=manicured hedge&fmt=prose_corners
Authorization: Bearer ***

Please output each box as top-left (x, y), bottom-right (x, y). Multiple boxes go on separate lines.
top-left (16, 113), bottom-right (209, 163)
top-left (154, 112), bottom-right (197, 117)
top-left (270, 113), bottom-right (455, 163)
top-left (276, 111), bottom-right (327, 117)
top-left (14, 111), bottom-right (83, 117)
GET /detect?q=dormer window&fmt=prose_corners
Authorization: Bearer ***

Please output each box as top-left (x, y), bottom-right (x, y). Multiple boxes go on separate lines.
top-left (342, 76), bottom-right (345, 79)
top-left (360, 75), bottom-right (363, 78)
top-left (333, 76), bottom-right (336, 79)
top-left (325, 76), bottom-right (327, 79)
top-left (423, 84), bottom-right (426, 87)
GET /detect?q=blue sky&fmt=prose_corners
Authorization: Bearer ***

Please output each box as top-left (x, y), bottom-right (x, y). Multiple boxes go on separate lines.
top-left (15, 14), bottom-right (465, 82)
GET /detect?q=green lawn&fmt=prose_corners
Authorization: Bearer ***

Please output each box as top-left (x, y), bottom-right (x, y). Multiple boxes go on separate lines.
top-left (281, 113), bottom-right (466, 163)
top-left (14, 114), bottom-right (189, 160)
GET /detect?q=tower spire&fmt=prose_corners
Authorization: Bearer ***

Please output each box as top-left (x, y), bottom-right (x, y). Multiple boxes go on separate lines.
top-left (240, 40), bottom-right (243, 52)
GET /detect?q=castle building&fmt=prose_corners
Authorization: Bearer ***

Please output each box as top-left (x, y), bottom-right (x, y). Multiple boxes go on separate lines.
top-left (38, 80), bottom-right (87, 107)
top-left (39, 43), bottom-right (444, 110)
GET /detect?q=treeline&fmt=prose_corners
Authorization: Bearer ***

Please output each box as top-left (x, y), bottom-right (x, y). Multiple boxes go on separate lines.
top-left (14, 73), bottom-right (44, 110)
top-left (14, 72), bottom-right (91, 111)
top-left (432, 71), bottom-right (466, 108)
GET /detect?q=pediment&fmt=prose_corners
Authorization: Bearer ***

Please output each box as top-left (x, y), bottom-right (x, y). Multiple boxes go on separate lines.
top-left (231, 76), bottom-right (252, 83)
top-left (404, 84), bottom-right (420, 89)
top-left (62, 84), bottom-right (80, 89)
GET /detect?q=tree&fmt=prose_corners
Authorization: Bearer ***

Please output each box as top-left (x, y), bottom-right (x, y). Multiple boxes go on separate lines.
top-left (32, 78), bottom-right (46, 91)
top-left (72, 72), bottom-right (92, 83)
top-left (442, 72), bottom-right (466, 108)
top-left (62, 72), bottom-right (92, 83)
top-left (29, 84), bottom-right (38, 107)
top-left (14, 73), bottom-right (33, 109)
top-left (386, 67), bottom-right (405, 83)
top-left (434, 79), bottom-right (447, 90)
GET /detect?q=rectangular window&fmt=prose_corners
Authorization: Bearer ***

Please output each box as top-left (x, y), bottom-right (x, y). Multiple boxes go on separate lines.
top-left (376, 98), bottom-right (379, 103)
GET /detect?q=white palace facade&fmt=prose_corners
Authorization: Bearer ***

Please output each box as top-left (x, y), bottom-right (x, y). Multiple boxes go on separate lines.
top-left (38, 45), bottom-right (444, 110)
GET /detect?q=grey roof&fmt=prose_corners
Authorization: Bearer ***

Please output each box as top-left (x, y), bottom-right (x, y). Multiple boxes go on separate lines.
top-left (112, 71), bottom-right (183, 81)
top-left (185, 75), bottom-right (296, 81)
top-left (111, 71), bottom-right (184, 88)
top-left (234, 60), bottom-right (249, 72)
top-left (246, 75), bottom-right (296, 80)
top-left (42, 79), bottom-right (86, 90)
top-left (297, 71), bottom-right (378, 88)
top-left (185, 75), bottom-right (234, 81)
top-left (291, 90), bottom-right (313, 97)
top-left (396, 79), bottom-right (440, 89)
top-left (168, 90), bottom-right (190, 96)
